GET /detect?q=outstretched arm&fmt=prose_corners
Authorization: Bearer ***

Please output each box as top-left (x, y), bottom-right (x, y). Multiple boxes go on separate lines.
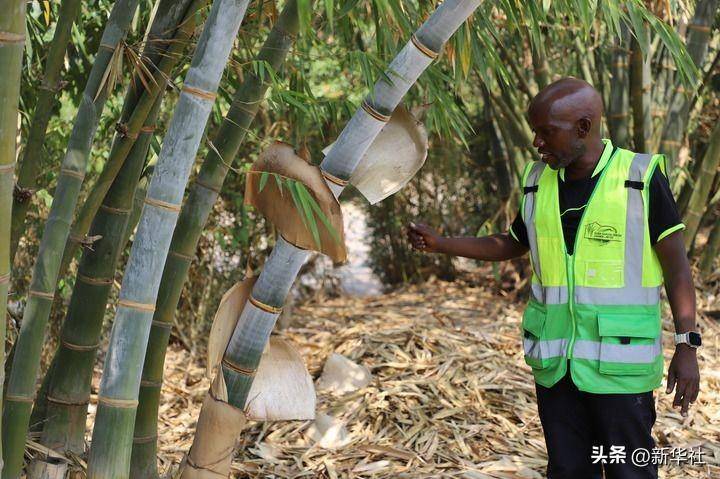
top-left (654, 231), bottom-right (699, 417)
top-left (406, 222), bottom-right (528, 261)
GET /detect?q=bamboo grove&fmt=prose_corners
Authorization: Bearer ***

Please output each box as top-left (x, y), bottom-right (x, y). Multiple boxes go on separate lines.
top-left (1, 0), bottom-right (718, 478)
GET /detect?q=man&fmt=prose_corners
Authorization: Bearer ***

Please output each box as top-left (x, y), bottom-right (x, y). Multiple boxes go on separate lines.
top-left (406, 78), bottom-right (700, 478)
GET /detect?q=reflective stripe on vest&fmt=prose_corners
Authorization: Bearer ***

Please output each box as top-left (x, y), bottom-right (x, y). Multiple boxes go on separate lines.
top-left (523, 161), bottom-right (549, 303)
top-left (524, 334), bottom-right (662, 363)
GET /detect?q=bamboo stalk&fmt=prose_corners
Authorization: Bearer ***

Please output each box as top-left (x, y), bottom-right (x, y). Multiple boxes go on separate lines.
top-left (57, 0), bottom-right (207, 281)
top-left (1, 1), bottom-right (142, 476)
top-left (699, 210), bottom-right (720, 276)
top-left (0, 0), bottom-right (26, 475)
top-left (181, 2), bottom-right (482, 477)
top-left (29, 0), bottom-right (201, 435)
top-left (608, 23), bottom-right (630, 146)
top-left (28, 94), bottom-right (163, 479)
top-left (10, 0), bottom-right (83, 263)
top-left (131, 2), bottom-right (301, 476)
top-left (629, 31), bottom-right (651, 152)
top-left (87, 2), bottom-right (252, 477)
top-left (660, 0), bottom-right (719, 178)
top-left (683, 121), bottom-right (720, 251)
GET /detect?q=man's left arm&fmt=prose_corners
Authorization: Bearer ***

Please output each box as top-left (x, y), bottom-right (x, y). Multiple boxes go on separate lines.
top-left (654, 232), bottom-right (700, 417)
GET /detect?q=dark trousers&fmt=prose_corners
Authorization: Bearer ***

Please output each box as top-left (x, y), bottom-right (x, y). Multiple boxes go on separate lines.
top-left (535, 362), bottom-right (658, 479)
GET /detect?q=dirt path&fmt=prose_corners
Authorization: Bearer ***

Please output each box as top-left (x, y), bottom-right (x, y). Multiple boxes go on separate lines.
top-left (95, 279), bottom-right (719, 478)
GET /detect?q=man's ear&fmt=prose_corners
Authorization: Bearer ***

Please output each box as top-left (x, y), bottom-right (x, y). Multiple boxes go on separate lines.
top-left (577, 117), bottom-right (591, 138)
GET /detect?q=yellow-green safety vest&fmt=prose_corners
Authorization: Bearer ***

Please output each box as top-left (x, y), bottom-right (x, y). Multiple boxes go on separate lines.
top-left (519, 142), bottom-right (666, 394)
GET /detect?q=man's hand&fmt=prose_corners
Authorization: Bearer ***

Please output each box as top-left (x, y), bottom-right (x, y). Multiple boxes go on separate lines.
top-left (406, 222), bottom-right (443, 253)
top-left (666, 345), bottom-right (700, 417)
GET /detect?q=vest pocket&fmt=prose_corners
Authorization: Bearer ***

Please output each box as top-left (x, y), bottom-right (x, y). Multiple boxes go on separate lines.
top-left (522, 302), bottom-right (562, 370)
top-left (596, 312), bottom-right (661, 375)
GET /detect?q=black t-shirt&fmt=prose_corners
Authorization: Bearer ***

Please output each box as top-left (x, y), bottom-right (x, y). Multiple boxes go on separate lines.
top-left (509, 160), bottom-right (684, 255)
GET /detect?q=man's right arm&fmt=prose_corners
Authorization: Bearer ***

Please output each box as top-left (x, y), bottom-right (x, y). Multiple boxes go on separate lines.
top-left (435, 233), bottom-right (529, 261)
top-left (407, 223), bottom-right (529, 261)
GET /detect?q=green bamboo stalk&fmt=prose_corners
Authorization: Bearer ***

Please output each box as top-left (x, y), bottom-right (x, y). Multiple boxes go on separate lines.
top-left (57, 0), bottom-right (208, 281)
top-left (683, 121), bottom-right (720, 251)
top-left (87, 2), bottom-right (252, 477)
top-left (182, 2), bottom-right (482, 477)
top-left (131, 2), bottom-right (301, 476)
top-left (1, 1), bottom-right (142, 476)
top-left (608, 23), bottom-right (630, 146)
top-left (0, 1), bottom-right (26, 475)
top-left (28, 94), bottom-right (163, 479)
top-left (629, 31), bottom-right (651, 152)
top-left (29, 0), bottom-right (202, 435)
top-left (10, 0), bottom-right (83, 263)
top-left (699, 211), bottom-right (720, 276)
top-left (661, 0), bottom-right (719, 179)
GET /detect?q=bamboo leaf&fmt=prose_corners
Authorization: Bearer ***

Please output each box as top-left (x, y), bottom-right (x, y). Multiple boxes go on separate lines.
top-left (258, 171), bottom-right (270, 193)
top-left (305, 187), bottom-right (341, 245)
top-left (272, 173), bottom-right (283, 198)
top-left (294, 182), bottom-right (322, 250)
top-left (286, 179), bottom-right (309, 230)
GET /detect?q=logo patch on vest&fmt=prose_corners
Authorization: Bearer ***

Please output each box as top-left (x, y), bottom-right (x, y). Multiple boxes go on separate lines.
top-left (584, 221), bottom-right (622, 244)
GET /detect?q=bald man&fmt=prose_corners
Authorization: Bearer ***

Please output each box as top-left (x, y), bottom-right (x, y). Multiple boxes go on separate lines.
top-left (407, 78), bottom-right (699, 479)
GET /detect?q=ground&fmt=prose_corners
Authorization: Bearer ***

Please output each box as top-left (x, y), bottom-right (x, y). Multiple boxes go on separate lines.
top-left (105, 277), bottom-right (716, 479)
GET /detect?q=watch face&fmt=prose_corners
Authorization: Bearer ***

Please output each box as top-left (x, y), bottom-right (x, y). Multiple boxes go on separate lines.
top-left (688, 332), bottom-right (702, 347)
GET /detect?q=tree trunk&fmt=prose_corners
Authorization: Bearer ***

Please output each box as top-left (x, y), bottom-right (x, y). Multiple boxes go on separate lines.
top-left (699, 209), bottom-right (720, 276)
top-left (131, 2), bottom-right (300, 477)
top-left (87, 2), bottom-right (251, 477)
top-left (0, 1), bottom-right (26, 475)
top-left (1, 1), bottom-right (142, 476)
top-left (683, 121), bottom-right (720, 251)
top-left (57, 0), bottom-right (207, 281)
top-left (181, 1), bottom-right (482, 477)
top-left (10, 0), bottom-right (83, 263)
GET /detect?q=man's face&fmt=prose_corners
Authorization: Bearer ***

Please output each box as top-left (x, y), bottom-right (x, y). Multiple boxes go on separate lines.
top-left (528, 107), bottom-right (585, 170)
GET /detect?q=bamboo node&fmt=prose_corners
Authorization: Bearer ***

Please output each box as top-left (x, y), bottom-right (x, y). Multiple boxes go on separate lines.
top-left (410, 34), bottom-right (439, 60)
top-left (195, 178), bottom-right (223, 194)
top-left (152, 319), bottom-right (174, 330)
top-left (29, 290), bottom-right (55, 301)
top-left (5, 394), bottom-right (34, 404)
top-left (661, 140), bottom-right (682, 147)
top-left (97, 396), bottom-right (139, 408)
top-left (47, 395), bottom-right (89, 406)
top-left (687, 24), bottom-right (711, 33)
top-left (133, 434), bottom-right (158, 444)
top-left (99, 204), bottom-right (131, 215)
top-left (222, 358), bottom-right (256, 376)
top-left (362, 101), bottom-right (391, 122)
top-left (186, 455), bottom-right (232, 477)
top-left (118, 299), bottom-right (156, 312)
top-left (249, 295), bottom-right (282, 314)
top-left (321, 170), bottom-right (349, 187)
top-left (144, 196), bottom-right (182, 212)
top-left (169, 249), bottom-right (194, 261)
top-left (13, 183), bottom-right (35, 202)
top-left (608, 113), bottom-right (628, 119)
top-left (182, 85), bottom-right (217, 101)
top-left (98, 43), bottom-right (117, 51)
top-left (77, 272), bottom-right (113, 286)
top-left (0, 273), bottom-right (10, 285)
top-left (60, 168), bottom-right (85, 180)
top-left (0, 161), bottom-right (17, 173)
top-left (279, 233), bottom-right (309, 251)
top-left (140, 125), bottom-right (157, 133)
top-left (0, 32), bottom-right (25, 43)
top-left (61, 339), bottom-right (101, 352)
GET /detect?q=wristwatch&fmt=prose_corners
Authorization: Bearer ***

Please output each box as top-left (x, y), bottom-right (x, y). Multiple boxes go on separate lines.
top-left (674, 331), bottom-right (702, 348)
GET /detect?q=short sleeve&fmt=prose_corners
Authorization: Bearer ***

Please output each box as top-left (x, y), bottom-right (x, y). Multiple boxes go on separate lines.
top-left (509, 208), bottom-right (529, 247)
top-left (648, 165), bottom-right (685, 244)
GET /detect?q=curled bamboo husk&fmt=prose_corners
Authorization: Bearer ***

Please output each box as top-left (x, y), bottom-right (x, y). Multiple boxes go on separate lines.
top-left (316, 352), bottom-right (372, 395)
top-left (206, 276), bottom-right (258, 379)
top-left (245, 337), bottom-right (316, 421)
top-left (322, 105), bottom-right (428, 205)
top-left (181, 375), bottom-right (247, 479)
top-left (244, 142), bottom-right (347, 263)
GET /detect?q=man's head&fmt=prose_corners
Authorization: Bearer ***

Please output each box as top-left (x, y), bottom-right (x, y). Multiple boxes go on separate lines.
top-left (527, 78), bottom-right (604, 170)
